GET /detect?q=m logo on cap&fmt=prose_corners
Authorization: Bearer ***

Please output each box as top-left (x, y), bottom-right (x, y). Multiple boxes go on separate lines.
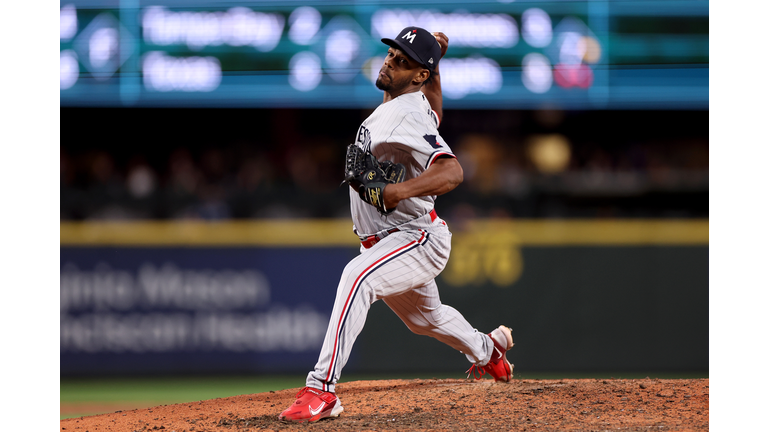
top-left (402, 30), bottom-right (416, 44)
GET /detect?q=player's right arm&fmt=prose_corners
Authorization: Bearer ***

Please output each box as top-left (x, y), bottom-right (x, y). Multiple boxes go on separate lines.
top-left (382, 156), bottom-right (463, 210)
top-left (422, 32), bottom-right (449, 127)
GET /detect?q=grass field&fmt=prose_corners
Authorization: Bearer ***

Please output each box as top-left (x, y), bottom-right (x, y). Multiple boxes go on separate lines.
top-left (60, 371), bottom-right (707, 420)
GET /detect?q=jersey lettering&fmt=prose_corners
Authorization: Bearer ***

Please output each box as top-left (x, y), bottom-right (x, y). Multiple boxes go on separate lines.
top-left (349, 91), bottom-right (454, 235)
top-left (356, 125), bottom-right (371, 152)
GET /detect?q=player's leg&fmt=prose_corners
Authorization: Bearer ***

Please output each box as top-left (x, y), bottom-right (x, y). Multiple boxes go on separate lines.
top-left (378, 223), bottom-right (493, 364)
top-left (305, 229), bottom-right (435, 393)
top-left (382, 279), bottom-right (494, 365)
top-left (281, 245), bottom-right (384, 422)
top-left (381, 223), bottom-right (515, 381)
top-left (383, 284), bottom-right (514, 381)
top-left (304, 251), bottom-right (376, 394)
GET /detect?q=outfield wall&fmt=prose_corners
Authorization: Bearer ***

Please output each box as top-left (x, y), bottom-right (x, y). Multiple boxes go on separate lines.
top-left (60, 219), bottom-right (708, 375)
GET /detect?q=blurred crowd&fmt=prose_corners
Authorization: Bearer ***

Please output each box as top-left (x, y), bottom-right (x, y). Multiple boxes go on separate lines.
top-left (60, 108), bottom-right (708, 220)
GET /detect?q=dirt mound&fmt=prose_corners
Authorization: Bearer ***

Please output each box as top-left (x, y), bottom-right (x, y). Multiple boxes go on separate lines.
top-left (60, 378), bottom-right (708, 431)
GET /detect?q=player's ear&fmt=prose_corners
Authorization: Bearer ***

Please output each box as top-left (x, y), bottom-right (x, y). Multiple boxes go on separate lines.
top-left (414, 69), bottom-right (430, 85)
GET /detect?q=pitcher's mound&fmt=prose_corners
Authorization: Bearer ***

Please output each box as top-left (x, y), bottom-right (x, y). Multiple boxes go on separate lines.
top-left (60, 378), bottom-right (708, 431)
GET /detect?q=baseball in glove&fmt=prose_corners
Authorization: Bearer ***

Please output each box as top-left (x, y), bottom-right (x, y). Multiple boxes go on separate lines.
top-left (342, 144), bottom-right (406, 215)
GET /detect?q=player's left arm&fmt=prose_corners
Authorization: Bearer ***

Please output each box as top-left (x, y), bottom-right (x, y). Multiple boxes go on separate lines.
top-left (422, 32), bottom-right (448, 126)
top-left (382, 156), bottom-right (462, 210)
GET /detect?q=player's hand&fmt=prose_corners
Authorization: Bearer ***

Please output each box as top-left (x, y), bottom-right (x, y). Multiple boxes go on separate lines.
top-left (432, 32), bottom-right (449, 58)
top-left (382, 183), bottom-right (401, 212)
top-left (342, 144), bottom-right (406, 215)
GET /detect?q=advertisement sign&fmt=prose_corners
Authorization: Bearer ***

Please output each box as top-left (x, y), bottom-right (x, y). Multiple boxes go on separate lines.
top-left (61, 220), bottom-right (708, 375)
top-left (60, 247), bottom-right (356, 374)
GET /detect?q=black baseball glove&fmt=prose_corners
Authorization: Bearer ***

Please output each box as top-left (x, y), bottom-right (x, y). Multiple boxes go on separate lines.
top-left (342, 144), bottom-right (406, 215)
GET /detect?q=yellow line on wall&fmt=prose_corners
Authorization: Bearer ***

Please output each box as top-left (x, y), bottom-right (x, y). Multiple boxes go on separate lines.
top-left (469, 220), bottom-right (709, 246)
top-left (60, 219), bottom-right (708, 247)
top-left (60, 220), bottom-right (358, 247)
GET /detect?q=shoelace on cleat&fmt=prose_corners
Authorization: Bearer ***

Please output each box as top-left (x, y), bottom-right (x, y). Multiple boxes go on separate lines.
top-left (465, 364), bottom-right (486, 380)
top-left (294, 386), bottom-right (337, 404)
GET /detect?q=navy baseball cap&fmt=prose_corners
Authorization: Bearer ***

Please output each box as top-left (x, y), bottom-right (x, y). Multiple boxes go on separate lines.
top-left (381, 26), bottom-right (441, 73)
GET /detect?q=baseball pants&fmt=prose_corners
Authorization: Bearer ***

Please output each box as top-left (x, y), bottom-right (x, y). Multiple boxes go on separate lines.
top-left (306, 221), bottom-right (494, 393)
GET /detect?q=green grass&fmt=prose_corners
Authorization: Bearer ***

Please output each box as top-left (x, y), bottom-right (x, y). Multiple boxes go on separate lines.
top-left (61, 375), bottom-right (306, 404)
top-left (60, 375), bottom-right (308, 419)
top-left (60, 371), bottom-right (708, 420)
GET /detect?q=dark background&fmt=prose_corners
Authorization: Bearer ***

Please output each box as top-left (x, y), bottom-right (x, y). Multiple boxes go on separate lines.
top-left (61, 107), bottom-right (708, 221)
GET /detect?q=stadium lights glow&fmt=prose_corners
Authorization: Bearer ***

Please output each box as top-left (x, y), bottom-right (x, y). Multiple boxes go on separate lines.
top-left (521, 8), bottom-right (552, 48)
top-left (72, 12), bottom-right (129, 79)
top-left (326, 30), bottom-right (360, 67)
top-left (288, 7), bottom-right (322, 45)
top-left (553, 64), bottom-right (593, 89)
top-left (372, 9), bottom-right (518, 48)
top-left (581, 36), bottom-right (601, 64)
top-left (89, 28), bottom-right (119, 69)
top-left (548, 19), bottom-right (601, 89)
top-left (142, 6), bottom-right (284, 52)
top-left (521, 53), bottom-right (552, 93)
top-left (143, 51), bottom-right (222, 92)
top-left (559, 32), bottom-right (587, 65)
top-left (440, 57), bottom-right (503, 99)
top-left (60, 50), bottom-right (79, 90)
top-left (527, 134), bottom-right (571, 174)
top-left (325, 29), bottom-right (362, 82)
top-left (289, 52), bottom-right (323, 92)
top-left (60, 4), bottom-right (78, 41)
top-left (548, 16), bottom-right (602, 65)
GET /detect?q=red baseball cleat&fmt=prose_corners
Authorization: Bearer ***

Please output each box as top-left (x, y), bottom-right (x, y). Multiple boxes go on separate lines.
top-left (279, 386), bottom-right (344, 422)
top-left (466, 325), bottom-right (514, 382)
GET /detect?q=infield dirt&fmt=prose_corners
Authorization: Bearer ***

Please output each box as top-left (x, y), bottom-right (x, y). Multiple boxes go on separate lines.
top-left (60, 377), bottom-right (708, 431)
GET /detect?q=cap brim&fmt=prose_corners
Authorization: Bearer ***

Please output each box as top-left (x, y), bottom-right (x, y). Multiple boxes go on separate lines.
top-left (381, 38), bottom-right (431, 71)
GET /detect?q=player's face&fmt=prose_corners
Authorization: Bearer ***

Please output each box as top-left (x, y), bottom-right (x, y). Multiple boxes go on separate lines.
top-left (376, 48), bottom-right (428, 93)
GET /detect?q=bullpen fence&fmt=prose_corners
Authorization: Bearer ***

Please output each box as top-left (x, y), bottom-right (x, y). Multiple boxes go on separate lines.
top-left (60, 219), bottom-right (708, 376)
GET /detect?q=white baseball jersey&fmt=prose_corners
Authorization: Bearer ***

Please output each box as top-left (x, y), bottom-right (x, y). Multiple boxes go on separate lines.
top-left (305, 89), bottom-right (495, 394)
top-left (350, 90), bottom-right (455, 237)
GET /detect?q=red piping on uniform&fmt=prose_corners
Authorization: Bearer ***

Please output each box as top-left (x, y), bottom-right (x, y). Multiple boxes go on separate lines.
top-left (427, 152), bottom-right (455, 168)
top-left (324, 231), bottom-right (427, 386)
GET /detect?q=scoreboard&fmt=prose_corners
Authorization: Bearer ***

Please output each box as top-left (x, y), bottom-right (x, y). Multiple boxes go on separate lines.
top-left (59, 0), bottom-right (708, 109)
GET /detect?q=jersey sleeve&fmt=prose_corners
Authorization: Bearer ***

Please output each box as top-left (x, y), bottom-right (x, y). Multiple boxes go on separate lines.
top-left (384, 112), bottom-right (455, 169)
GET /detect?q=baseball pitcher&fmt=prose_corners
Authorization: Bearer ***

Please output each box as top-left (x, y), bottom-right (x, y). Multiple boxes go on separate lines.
top-left (280, 27), bottom-right (514, 422)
